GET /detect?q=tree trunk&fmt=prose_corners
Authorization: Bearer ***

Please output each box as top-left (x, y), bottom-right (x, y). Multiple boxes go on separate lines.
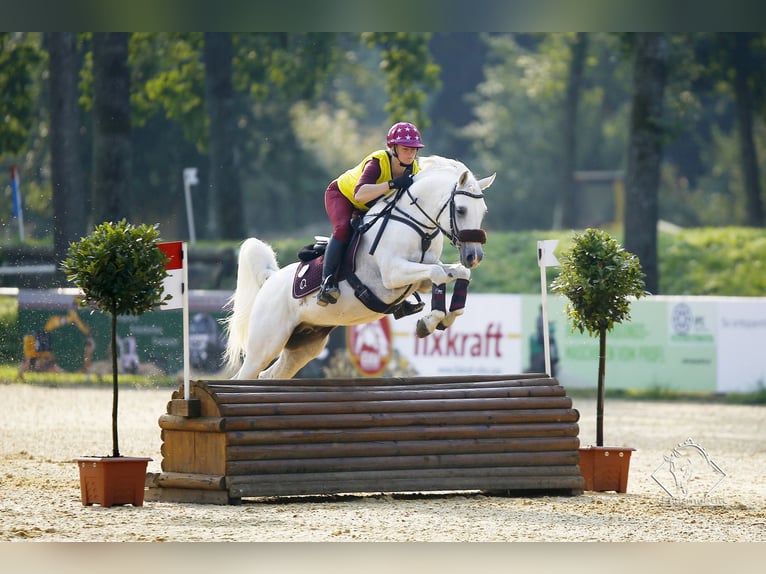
top-left (428, 32), bottom-right (490, 160)
top-left (557, 32), bottom-right (588, 229)
top-left (624, 33), bottom-right (669, 295)
top-left (204, 32), bottom-right (243, 240)
top-left (732, 33), bottom-right (764, 227)
top-left (596, 326), bottom-right (607, 447)
top-left (92, 33), bottom-right (132, 225)
top-left (111, 312), bottom-right (120, 457)
top-left (47, 32), bottom-right (86, 266)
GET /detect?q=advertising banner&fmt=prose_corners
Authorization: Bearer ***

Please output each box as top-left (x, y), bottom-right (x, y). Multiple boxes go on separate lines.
top-left (716, 299), bottom-right (766, 392)
top-left (391, 293), bottom-right (523, 376)
top-left (532, 295), bottom-right (718, 392)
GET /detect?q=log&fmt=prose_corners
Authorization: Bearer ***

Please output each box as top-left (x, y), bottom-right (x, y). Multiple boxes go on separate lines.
top-left (158, 414), bottom-right (224, 432)
top-left (211, 385), bottom-right (566, 405)
top-left (226, 450), bottom-right (580, 476)
top-left (201, 372), bottom-right (550, 389)
top-left (217, 396), bottom-right (573, 417)
top-left (226, 436), bottom-right (580, 461)
top-left (154, 471), bottom-right (226, 490)
top-left (221, 408), bottom-right (580, 431)
top-left (228, 472), bottom-right (583, 498)
top-left (226, 422), bottom-right (580, 445)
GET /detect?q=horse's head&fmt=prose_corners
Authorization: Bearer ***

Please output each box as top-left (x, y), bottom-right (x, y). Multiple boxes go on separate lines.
top-left (411, 156), bottom-right (494, 268)
top-left (450, 168), bottom-right (494, 268)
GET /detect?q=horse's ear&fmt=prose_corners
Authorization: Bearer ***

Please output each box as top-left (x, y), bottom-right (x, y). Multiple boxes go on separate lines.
top-left (478, 173), bottom-right (496, 191)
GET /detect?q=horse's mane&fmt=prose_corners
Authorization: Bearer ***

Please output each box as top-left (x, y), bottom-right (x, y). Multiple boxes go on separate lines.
top-left (417, 155), bottom-right (468, 174)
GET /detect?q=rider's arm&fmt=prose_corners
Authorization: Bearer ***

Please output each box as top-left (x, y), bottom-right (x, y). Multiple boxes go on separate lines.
top-left (353, 159), bottom-right (389, 205)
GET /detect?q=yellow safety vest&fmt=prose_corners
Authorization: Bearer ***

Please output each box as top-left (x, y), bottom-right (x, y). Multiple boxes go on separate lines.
top-left (336, 149), bottom-right (420, 211)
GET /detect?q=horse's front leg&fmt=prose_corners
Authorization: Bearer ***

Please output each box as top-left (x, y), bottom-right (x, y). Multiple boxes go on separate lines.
top-left (379, 258), bottom-right (469, 290)
top-left (415, 273), bottom-right (472, 338)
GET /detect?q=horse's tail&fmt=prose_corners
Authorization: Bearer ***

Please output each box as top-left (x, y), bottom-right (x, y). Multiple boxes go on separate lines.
top-left (222, 237), bottom-right (279, 374)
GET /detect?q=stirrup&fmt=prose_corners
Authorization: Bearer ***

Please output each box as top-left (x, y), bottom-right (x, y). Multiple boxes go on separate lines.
top-left (392, 299), bottom-right (425, 319)
top-left (316, 277), bottom-right (340, 306)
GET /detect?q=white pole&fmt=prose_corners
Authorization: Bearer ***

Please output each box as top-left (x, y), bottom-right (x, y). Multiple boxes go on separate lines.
top-left (537, 240), bottom-right (560, 377)
top-left (181, 242), bottom-right (191, 401)
top-left (183, 168), bottom-right (198, 245)
top-left (538, 245), bottom-right (552, 376)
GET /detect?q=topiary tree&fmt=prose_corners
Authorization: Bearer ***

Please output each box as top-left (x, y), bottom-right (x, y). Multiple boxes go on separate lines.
top-left (550, 228), bottom-right (647, 446)
top-left (61, 219), bottom-right (170, 457)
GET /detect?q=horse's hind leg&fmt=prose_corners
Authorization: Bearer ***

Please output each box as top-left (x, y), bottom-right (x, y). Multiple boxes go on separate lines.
top-left (233, 324), bottom-right (289, 380)
top-left (259, 331), bottom-right (331, 379)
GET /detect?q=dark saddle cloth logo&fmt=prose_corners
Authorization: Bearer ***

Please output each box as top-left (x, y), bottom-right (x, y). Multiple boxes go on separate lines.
top-left (292, 258), bottom-right (324, 298)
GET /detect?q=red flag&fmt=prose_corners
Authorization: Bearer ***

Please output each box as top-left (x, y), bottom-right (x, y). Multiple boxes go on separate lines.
top-left (158, 241), bottom-right (185, 310)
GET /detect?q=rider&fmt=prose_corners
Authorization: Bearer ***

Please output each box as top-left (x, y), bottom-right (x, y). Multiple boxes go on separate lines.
top-left (316, 121), bottom-right (425, 306)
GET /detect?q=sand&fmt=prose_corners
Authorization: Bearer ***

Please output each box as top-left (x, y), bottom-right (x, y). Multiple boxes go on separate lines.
top-left (1, 383), bottom-right (765, 546)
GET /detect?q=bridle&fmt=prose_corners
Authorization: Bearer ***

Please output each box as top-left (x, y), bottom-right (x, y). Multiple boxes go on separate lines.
top-left (384, 180), bottom-right (487, 253)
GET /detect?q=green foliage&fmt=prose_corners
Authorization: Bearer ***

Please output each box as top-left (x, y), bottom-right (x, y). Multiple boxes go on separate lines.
top-left (465, 33), bottom-right (630, 231)
top-left (361, 33), bottom-right (440, 128)
top-left (0, 32), bottom-right (42, 156)
top-left (0, 295), bottom-right (20, 364)
top-left (61, 220), bottom-right (170, 316)
top-left (130, 33), bottom-right (207, 151)
top-left (659, 227), bottom-right (766, 295)
top-left (550, 228), bottom-right (647, 337)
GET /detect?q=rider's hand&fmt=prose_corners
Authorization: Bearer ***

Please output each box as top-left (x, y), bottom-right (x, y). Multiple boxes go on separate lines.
top-left (388, 173), bottom-right (413, 191)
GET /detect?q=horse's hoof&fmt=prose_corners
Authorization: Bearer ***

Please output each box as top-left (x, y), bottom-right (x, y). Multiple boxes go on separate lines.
top-left (416, 319), bottom-right (433, 339)
top-left (436, 322), bottom-right (447, 331)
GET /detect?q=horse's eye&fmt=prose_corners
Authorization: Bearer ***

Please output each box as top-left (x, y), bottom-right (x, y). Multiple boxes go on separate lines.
top-left (456, 206), bottom-right (467, 217)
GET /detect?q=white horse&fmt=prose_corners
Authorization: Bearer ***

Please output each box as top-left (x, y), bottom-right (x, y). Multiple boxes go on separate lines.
top-left (223, 155), bottom-right (495, 379)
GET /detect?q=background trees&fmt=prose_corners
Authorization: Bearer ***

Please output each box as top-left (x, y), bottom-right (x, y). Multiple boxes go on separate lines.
top-left (2, 32), bottom-right (766, 295)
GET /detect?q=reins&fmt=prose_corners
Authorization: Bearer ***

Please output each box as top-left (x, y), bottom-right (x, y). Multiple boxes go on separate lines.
top-left (345, 171), bottom-right (486, 316)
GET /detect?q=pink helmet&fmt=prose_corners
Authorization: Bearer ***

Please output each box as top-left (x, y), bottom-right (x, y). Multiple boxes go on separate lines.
top-left (386, 121), bottom-right (425, 148)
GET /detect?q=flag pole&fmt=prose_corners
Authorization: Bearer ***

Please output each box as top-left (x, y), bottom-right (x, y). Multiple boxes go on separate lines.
top-left (181, 242), bottom-right (190, 400)
top-left (10, 166), bottom-right (24, 243)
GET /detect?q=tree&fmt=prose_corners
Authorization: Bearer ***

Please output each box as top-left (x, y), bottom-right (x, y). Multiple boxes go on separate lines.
top-left (557, 32), bottom-right (588, 229)
top-left (731, 33), bottom-right (764, 227)
top-left (624, 33), bottom-right (669, 295)
top-left (361, 33), bottom-right (440, 128)
top-left (428, 33), bottom-right (489, 160)
top-left (551, 228), bottom-right (646, 446)
top-left (91, 33), bottom-right (131, 225)
top-left (0, 33), bottom-right (40, 156)
top-left (204, 33), bottom-right (243, 240)
top-left (62, 220), bottom-right (169, 457)
top-left (47, 32), bottom-right (87, 264)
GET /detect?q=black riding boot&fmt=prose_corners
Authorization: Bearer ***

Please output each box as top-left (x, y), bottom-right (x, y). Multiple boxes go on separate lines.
top-left (316, 238), bottom-right (346, 306)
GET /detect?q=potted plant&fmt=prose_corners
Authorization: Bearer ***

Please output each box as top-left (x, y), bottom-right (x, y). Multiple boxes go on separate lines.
top-left (62, 219), bottom-right (170, 506)
top-left (550, 228), bottom-right (647, 492)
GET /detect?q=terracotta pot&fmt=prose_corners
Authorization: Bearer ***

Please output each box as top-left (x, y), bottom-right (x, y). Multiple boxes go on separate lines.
top-left (76, 456), bottom-right (152, 507)
top-left (578, 446), bottom-right (635, 493)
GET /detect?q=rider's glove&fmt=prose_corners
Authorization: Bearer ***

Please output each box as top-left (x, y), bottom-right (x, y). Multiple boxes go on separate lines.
top-left (388, 173), bottom-right (413, 191)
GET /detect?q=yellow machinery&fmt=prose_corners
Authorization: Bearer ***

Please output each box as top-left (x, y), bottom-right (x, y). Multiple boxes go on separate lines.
top-left (19, 309), bottom-right (95, 375)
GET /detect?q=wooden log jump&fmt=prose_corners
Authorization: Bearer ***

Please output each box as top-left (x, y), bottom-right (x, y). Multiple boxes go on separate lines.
top-left (145, 373), bottom-right (585, 504)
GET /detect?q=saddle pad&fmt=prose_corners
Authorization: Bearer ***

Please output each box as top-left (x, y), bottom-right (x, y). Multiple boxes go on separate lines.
top-left (291, 232), bottom-right (363, 299)
top-left (292, 258), bottom-right (323, 298)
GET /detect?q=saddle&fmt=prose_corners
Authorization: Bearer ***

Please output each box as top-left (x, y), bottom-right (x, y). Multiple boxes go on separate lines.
top-left (291, 235), bottom-right (358, 299)
top-left (291, 229), bottom-right (423, 319)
